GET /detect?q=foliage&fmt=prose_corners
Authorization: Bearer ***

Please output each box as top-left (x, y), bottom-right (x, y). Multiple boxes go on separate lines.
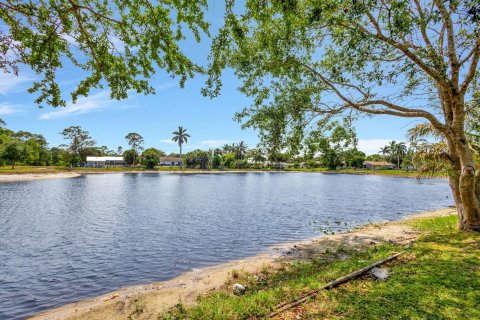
top-left (366, 154), bottom-right (383, 162)
top-left (343, 149), bottom-right (366, 168)
top-left (378, 141), bottom-right (408, 168)
top-left (234, 141), bottom-right (248, 160)
top-left (61, 126), bottom-right (95, 159)
top-left (222, 152), bottom-right (237, 168)
top-left (1, 140), bottom-right (25, 169)
top-left (123, 149), bottom-right (138, 166)
top-left (304, 119), bottom-right (359, 169)
top-left (0, 0), bottom-right (209, 107)
top-left (212, 155), bottom-right (223, 168)
top-left (172, 126), bottom-right (190, 167)
top-left (247, 148), bottom-right (266, 164)
top-left (185, 149), bottom-right (210, 169)
top-left (142, 148), bottom-right (164, 169)
top-left (125, 132), bottom-right (144, 165)
top-left (172, 126), bottom-right (190, 146)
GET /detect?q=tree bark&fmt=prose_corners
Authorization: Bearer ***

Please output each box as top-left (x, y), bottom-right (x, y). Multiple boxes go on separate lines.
top-left (445, 94), bottom-right (480, 231)
top-left (475, 172), bottom-right (480, 203)
top-left (456, 150), bottom-right (480, 231)
top-left (180, 144), bottom-right (183, 168)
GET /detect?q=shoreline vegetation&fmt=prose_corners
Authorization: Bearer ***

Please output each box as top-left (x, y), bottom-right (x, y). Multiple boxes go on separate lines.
top-left (30, 207), bottom-right (476, 320)
top-left (0, 166), bottom-right (446, 182)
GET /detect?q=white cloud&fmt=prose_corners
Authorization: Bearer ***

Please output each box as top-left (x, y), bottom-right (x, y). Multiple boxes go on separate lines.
top-left (38, 79), bottom-right (175, 120)
top-left (155, 82), bottom-right (177, 90)
top-left (358, 139), bottom-right (407, 155)
top-left (200, 140), bottom-right (232, 148)
top-left (0, 72), bottom-right (33, 95)
top-left (0, 102), bottom-right (23, 115)
top-left (39, 91), bottom-right (121, 120)
top-left (160, 139), bottom-right (176, 144)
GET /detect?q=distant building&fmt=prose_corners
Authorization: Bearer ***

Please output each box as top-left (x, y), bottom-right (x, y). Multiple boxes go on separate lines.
top-left (159, 157), bottom-right (182, 166)
top-left (86, 156), bottom-right (125, 168)
top-left (363, 161), bottom-right (396, 170)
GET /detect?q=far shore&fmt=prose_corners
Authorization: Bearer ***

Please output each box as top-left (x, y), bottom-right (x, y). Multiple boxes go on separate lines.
top-left (0, 172), bottom-right (81, 182)
top-left (30, 207), bottom-right (456, 320)
top-left (0, 167), bottom-right (445, 182)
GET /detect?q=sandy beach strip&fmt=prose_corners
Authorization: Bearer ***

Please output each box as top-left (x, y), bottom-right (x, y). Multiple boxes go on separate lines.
top-left (30, 207), bottom-right (456, 320)
top-left (0, 172), bottom-right (81, 182)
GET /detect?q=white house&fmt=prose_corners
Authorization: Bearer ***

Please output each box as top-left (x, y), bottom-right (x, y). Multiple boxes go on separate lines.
top-left (159, 157), bottom-right (182, 166)
top-left (86, 156), bottom-right (125, 168)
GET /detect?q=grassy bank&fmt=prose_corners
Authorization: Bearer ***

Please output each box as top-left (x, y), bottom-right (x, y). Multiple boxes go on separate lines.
top-left (286, 167), bottom-right (446, 178)
top-left (161, 214), bottom-right (479, 320)
top-left (0, 165), bottom-right (440, 178)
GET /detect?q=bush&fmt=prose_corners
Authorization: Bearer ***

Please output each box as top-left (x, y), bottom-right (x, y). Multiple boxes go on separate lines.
top-left (235, 159), bottom-right (246, 168)
top-left (306, 160), bottom-right (320, 168)
top-left (142, 148), bottom-right (163, 169)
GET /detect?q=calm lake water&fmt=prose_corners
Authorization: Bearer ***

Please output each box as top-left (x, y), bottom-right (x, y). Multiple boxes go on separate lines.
top-left (0, 172), bottom-right (452, 319)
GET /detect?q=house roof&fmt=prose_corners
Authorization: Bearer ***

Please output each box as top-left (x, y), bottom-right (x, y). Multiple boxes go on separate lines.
top-left (364, 161), bottom-right (395, 166)
top-left (86, 156), bottom-right (124, 161)
top-left (159, 157), bottom-right (182, 162)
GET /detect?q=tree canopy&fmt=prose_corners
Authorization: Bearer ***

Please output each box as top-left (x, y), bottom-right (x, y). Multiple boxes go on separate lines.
top-left (0, 0), bottom-right (209, 107)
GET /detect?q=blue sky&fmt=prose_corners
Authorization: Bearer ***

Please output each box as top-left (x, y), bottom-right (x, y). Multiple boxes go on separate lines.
top-left (0, 1), bottom-right (419, 155)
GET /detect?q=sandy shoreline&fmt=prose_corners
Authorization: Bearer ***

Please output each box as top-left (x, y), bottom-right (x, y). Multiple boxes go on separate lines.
top-left (0, 172), bottom-right (81, 182)
top-left (0, 169), bottom-right (441, 183)
top-left (29, 207), bottom-right (456, 320)
top-left (0, 170), bottom-right (288, 182)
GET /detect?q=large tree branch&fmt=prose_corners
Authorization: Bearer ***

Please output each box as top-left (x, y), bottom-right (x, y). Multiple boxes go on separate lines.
top-left (299, 62), bottom-right (449, 135)
top-left (434, 0), bottom-right (459, 88)
top-left (68, 0), bottom-right (101, 69)
top-left (349, 21), bottom-right (447, 85)
top-left (412, 0), bottom-right (440, 63)
top-left (461, 44), bottom-right (480, 94)
top-left (68, 1), bottom-right (123, 25)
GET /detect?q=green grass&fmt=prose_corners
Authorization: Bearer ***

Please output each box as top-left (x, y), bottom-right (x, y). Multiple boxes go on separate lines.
top-left (286, 167), bottom-right (445, 177)
top-left (0, 166), bottom-right (292, 175)
top-left (0, 165), bottom-right (447, 178)
top-left (160, 214), bottom-right (480, 320)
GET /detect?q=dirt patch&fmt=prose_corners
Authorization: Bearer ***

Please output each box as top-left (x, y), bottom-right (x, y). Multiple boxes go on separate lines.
top-left (30, 208), bottom-right (456, 320)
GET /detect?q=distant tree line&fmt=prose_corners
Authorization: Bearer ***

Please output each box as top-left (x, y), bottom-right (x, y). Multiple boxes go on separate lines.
top-left (3, 119), bottom-right (437, 171)
top-left (0, 119), bottom-right (367, 170)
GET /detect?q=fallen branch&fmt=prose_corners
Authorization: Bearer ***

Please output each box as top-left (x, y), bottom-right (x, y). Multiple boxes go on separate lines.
top-left (252, 251), bottom-right (404, 319)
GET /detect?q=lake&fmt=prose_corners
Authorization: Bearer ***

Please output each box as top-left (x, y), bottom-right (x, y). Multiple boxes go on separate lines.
top-left (0, 172), bottom-right (452, 319)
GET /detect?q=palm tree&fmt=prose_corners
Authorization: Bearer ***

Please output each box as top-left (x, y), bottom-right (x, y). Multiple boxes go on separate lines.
top-left (222, 143), bottom-right (236, 153)
top-left (394, 142), bottom-right (407, 169)
top-left (387, 141), bottom-right (398, 163)
top-left (172, 126), bottom-right (190, 167)
top-left (235, 141), bottom-right (248, 160)
top-left (379, 146), bottom-right (390, 159)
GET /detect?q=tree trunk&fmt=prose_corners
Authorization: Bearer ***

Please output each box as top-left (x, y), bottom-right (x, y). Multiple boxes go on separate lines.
top-left (456, 156), bottom-right (480, 231)
top-left (11, 161), bottom-right (15, 169)
top-left (475, 172), bottom-right (480, 204)
top-left (445, 94), bottom-right (480, 231)
top-left (180, 144), bottom-right (183, 168)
